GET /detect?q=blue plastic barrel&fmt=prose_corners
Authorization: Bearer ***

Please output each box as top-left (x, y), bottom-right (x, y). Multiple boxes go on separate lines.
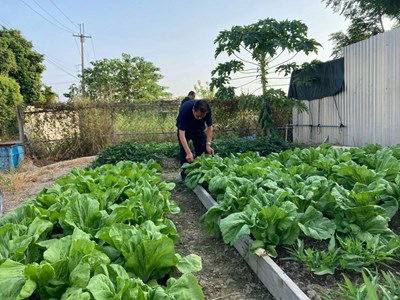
top-left (0, 143), bottom-right (24, 170)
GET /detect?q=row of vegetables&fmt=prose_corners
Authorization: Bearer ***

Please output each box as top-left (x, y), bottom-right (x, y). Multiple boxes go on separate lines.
top-left (183, 144), bottom-right (400, 297)
top-left (0, 160), bottom-right (204, 300)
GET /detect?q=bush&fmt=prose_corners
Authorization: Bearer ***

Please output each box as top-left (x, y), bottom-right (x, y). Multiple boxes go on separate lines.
top-left (212, 135), bottom-right (291, 157)
top-left (93, 135), bottom-right (291, 168)
top-left (0, 76), bottom-right (23, 137)
top-left (92, 141), bottom-right (179, 167)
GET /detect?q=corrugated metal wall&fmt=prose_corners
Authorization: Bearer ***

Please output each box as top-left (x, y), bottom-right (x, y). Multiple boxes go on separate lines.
top-left (293, 28), bottom-right (400, 147)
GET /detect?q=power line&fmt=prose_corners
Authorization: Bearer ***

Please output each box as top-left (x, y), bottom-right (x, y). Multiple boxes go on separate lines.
top-left (0, 20), bottom-right (77, 80)
top-left (84, 48), bottom-right (90, 65)
top-left (44, 57), bottom-right (79, 79)
top-left (73, 37), bottom-right (81, 57)
top-left (45, 58), bottom-right (79, 79)
top-left (19, 0), bottom-right (75, 34)
top-left (34, 44), bottom-right (77, 73)
top-left (37, 48), bottom-right (80, 80)
top-left (0, 17), bottom-right (11, 28)
top-left (90, 38), bottom-right (97, 60)
top-left (30, 0), bottom-right (76, 33)
top-left (49, 0), bottom-right (78, 29)
top-left (47, 80), bottom-right (79, 85)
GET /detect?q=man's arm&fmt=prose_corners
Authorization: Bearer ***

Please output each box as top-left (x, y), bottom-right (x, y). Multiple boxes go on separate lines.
top-left (178, 129), bottom-right (194, 162)
top-left (205, 125), bottom-right (214, 155)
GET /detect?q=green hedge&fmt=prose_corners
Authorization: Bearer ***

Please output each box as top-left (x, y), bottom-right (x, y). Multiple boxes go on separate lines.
top-left (212, 135), bottom-right (291, 157)
top-left (93, 135), bottom-right (291, 167)
top-left (92, 141), bottom-right (179, 168)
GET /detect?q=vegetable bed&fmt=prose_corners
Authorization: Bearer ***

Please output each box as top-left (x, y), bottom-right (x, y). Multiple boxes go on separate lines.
top-left (183, 144), bottom-right (400, 299)
top-left (0, 161), bottom-right (204, 299)
top-left (193, 185), bottom-right (308, 300)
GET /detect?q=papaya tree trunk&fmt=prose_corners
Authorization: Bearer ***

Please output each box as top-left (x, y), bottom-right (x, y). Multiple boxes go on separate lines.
top-left (259, 55), bottom-right (272, 136)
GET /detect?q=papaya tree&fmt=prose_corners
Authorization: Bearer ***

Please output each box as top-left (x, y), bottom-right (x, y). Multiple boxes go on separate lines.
top-left (193, 80), bottom-right (215, 100)
top-left (210, 18), bottom-right (321, 134)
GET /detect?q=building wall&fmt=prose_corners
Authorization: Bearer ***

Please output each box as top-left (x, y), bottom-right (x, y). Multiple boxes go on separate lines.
top-left (293, 28), bottom-right (400, 147)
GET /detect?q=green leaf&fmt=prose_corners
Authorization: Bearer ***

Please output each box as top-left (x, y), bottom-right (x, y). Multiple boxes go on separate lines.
top-left (362, 271), bottom-right (379, 300)
top-left (105, 206), bottom-right (134, 226)
top-left (61, 194), bottom-right (104, 235)
top-left (175, 254), bottom-right (202, 274)
top-left (26, 217), bottom-right (53, 241)
top-left (219, 212), bottom-right (251, 245)
top-left (125, 236), bottom-right (177, 283)
top-left (200, 206), bottom-right (224, 237)
top-left (252, 202), bottom-right (300, 246)
top-left (87, 274), bottom-right (116, 299)
top-left (61, 287), bottom-right (91, 300)
top-left (298, 206), bottom-right (336, 240)
top-left (17, 278), bottom-right (37, 300)
top-left (69, 262), bottom-right (90, 287)
top-left (37, 235), bottom-right (72, 264)
top-left (0, 260), bottom-right (28, 299)
top-left (24, 262), bottom-right (55, 285)
top-left (96, 224), bottom-right (141, 256)
top-left (68, 228), bottom-right (97, 272)
top-left (166, 273), bottom-right (204, 300)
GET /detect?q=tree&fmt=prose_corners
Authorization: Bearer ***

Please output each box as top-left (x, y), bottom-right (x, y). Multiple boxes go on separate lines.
top-left (193, 80), bottom-right (215, 99)
top-left (41, 85), bottom-right (58, 104)
top-left (0, 76), bottom-right (23, 134)
top-left (210, 18), bottom-right (320, 134)
top-left (66, 53), bottom-right (171, 102)
top-left (0, 28), bottom-right (49, 104)
top-left (322, 0), bottom-right (400, 57)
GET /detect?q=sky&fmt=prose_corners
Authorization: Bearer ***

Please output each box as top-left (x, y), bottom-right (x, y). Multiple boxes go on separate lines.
top-left (0, 0), bottom-right (349, 101)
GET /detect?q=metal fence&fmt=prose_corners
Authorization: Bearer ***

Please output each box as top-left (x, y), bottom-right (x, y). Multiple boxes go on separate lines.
top-left (19, 100), bottom-right (269, 160)
top-left (293, 28), bottom-right (400, 147)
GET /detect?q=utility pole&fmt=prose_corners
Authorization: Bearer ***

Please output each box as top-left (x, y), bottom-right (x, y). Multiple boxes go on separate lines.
top-left (73, 23), bottom-right (91, 95)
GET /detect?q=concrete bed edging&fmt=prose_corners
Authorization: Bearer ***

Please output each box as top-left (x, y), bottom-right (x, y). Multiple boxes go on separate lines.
top-left (193, 185), bottom-right (310, 300)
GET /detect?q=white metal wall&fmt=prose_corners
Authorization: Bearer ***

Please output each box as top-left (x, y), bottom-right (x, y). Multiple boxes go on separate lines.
top-left (293, 28), bottom-right (400, 147)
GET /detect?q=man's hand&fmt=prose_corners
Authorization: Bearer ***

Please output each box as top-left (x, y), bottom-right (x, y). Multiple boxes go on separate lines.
top-left (186, 151), bottom-right (194, 163)
top-left (206, 144), bottom-right (215, 155)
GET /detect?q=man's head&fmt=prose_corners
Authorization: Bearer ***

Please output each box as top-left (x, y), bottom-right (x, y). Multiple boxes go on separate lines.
top-left (188, 91), bottom-right (196, 100)
top-left (192, 100), bottom-right (209, 120)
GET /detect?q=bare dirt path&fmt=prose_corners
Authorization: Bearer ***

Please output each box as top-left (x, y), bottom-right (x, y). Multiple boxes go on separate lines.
top-left (0, 156), bottom-right (95, 215)
top-left (165, 173), bottom-right (273, 300)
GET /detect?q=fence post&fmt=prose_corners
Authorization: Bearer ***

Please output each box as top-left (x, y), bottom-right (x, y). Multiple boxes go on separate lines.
top-left (17, 105), bottom-right (25, 148)
top-left (285, 124), bottom-right (289, 141)
top-left (111, 106), bottom-right (115, 143)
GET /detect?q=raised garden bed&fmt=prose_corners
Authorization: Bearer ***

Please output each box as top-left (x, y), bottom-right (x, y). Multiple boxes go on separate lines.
top-left (194, 185), bottom-right (309, 300)
top-left (183, 145), bottom-right (400, 299)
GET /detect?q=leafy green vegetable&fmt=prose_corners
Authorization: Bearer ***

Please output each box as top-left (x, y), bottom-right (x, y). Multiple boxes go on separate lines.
top-left (186, 144), bottom-right (400, 275)
top-left (0, 160), bottom-right (204, 299)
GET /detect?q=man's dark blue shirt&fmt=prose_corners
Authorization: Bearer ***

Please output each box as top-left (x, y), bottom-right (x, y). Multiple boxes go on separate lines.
top-left (176, 100), bottom-right (212, 135)
top-left (180, 97), bottom-right (191, 105)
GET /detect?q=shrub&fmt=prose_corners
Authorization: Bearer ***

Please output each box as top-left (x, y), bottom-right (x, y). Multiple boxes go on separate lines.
top-left (93, 135), bottom-right (291, 167)
top-left (92, 141), bottom-right (179, 167)
top-left (0, 76), bottom-right (23, 137)
top-left (212, 135), bottom-right (291, 157)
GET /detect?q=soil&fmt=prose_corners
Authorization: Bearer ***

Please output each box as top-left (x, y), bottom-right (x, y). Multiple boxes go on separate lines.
top-left (166, 179), bottom-right (273, 300)
top-left (0, 156), bottom-right (96, 215)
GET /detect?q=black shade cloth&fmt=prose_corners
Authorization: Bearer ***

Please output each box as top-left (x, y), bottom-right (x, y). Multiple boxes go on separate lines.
top-left (288, 58), bottom-right (344, 100)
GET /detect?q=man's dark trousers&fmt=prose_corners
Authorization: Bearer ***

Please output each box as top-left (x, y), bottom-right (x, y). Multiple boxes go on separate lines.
top-left (178, 131), bottom-right (207, 167)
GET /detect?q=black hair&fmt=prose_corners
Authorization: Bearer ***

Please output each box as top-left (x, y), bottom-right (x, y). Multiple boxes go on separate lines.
top-left (193, 100), bottom-right (209, 114)
top-left (188, 91), bottom-right (195, 96)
